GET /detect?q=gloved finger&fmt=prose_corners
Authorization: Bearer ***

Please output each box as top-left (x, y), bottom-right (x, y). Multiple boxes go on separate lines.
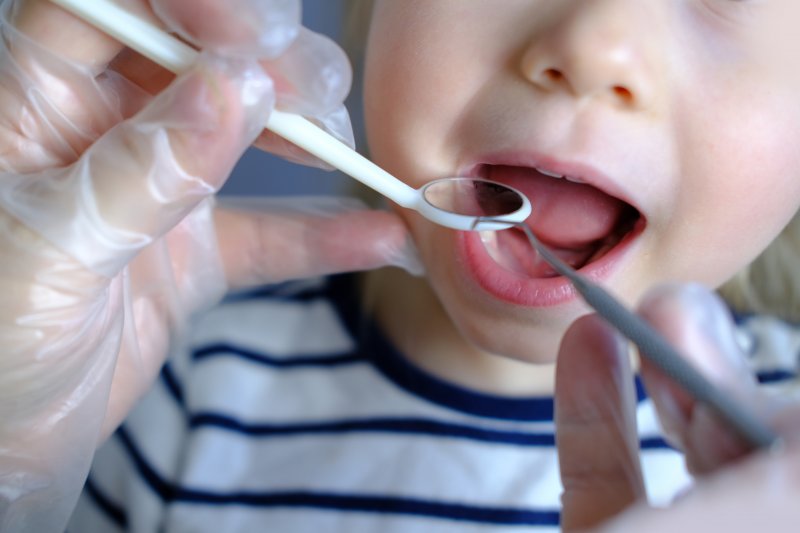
top-left (150, 0), bottom-right (301, 58)
top-left (0, 1), bottom-right (160, 165)
top-left (636, 283), bottom-right (765, 474)
top-left (264, 27), bottom-right (352, 117)
top-left (253, 104), bottom-right (355, 169)
top-left (107, 46), bottom-right (177, 97)
top-left (556, 314), bottom-right (646, 532)
top-left (0, 53), bottom-right (273, 277)
top-left (145, 3), bottom-right (354, 169)
top-left (7, 0), bottom-right (147, 67)
top-left (213, 197), bottom-right (423, 290)
top-left (95, 198), bottom-right (224, 440)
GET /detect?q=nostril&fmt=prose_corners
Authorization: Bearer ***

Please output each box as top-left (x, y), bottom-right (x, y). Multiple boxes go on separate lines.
top-left (543, 68), bottom-right (565, 83)
top-left (612, 85), bottom-right (634, 104)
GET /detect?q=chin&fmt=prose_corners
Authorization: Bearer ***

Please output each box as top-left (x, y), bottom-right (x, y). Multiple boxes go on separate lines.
top-left (421, 232), bottom-right (590, 364)
top-left (465, 317), bottom-right (572, 365)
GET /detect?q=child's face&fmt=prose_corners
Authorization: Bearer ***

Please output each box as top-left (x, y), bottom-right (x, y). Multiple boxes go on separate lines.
top-left (363, 0), bottom-right (800, 362)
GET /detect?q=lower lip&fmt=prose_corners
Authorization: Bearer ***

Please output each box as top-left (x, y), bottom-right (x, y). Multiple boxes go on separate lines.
top-left (457, 219), bottom-right (645, 307)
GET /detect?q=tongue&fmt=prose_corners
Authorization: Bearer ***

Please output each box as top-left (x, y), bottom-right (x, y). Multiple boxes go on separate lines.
top-left (486, 165), bottom-right (628, 248)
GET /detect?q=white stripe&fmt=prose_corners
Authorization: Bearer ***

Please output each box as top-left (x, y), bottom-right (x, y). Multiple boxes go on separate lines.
top-left (641, 449), bottom-right (692, 507)
top-left (184, 356), bottom-right (556, 433)
top-left (175, 423), bottom-right (686, 506)
top-left (188, 298), bottom-right (354, 357)
top-left (178, 428), bottom-right (565, 508)
top-left (636, 400), bottom-right (670, 439)
top-left (164, 505), bottom-right (561, 533)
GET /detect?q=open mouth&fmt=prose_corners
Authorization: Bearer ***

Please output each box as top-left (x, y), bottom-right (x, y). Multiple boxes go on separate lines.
top-left (474, 164), bottom-right (644, 278)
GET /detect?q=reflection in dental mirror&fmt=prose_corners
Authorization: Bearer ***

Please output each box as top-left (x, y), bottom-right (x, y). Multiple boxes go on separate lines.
top-left (422, 178), bottom-right (525, 217)
top-left (414, 177), bottom-right (531, 232)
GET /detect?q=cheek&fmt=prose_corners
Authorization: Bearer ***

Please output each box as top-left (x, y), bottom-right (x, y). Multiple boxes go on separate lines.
top-left (665, 92), bottom-right (800, 285)
top-left (364, 21), bottom-right (443, 179)
top-left (364, 73), bottom-right (467, 192)
top-left (364, 7), bottom-right (504, 187)
top-left (397, 212), bottom-right (469, 320)
top-left (398, 209), bottom-right (452, 274)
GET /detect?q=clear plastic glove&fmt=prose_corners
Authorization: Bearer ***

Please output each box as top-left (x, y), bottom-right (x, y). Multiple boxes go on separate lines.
top-left (0, 1), bottom-right (417, 531)
top-left (555, 283), bottom-right (800, 532)
top-left (150, 0), bottom-right (356, 163)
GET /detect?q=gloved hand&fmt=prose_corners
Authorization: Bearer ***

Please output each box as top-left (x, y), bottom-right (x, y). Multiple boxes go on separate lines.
top-left (0, 1), bottom-right (418, 531)
top-left (555, 283), bottom-right (800, 532)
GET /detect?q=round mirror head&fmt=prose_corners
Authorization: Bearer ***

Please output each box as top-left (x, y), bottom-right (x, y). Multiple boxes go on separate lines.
top-left (418, 177), bottom-right (531, 231)
top-left (422, 177), bottom-right (525, 216)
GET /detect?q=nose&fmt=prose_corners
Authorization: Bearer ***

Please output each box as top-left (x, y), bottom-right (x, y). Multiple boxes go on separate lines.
top-left (520, 0), bottom-right (660, 110)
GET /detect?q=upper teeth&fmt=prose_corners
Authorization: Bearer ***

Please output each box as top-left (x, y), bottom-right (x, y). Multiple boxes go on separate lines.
top-left (536, 167), bottom-right (584, 184)
top-left (536, 167), bottom-right (563, 178)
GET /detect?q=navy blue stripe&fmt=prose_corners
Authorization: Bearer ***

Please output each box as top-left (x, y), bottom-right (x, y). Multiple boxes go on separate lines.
top-left (193, 342), bottom-right (365, 368)
top-left (757, 370), bottom-right (797, 384)
top-left (115, 426), bottom-right (559, 526)
top-left (321, 274), bottom-right (364, 340)
top-left (160, 362), bottom-right (185, 406)
top-left (361, 296), bottom-right (651, 422)
top-left (116, 427), bottom-right (174, 501)
top-left (732, 310), bottom-right (800, 328)
top-left (222, 280), bottom-right (328, 303)
top-left (189, 412), bottom-right (556, 446)
top-left (365, 328), bottom-right (557, 422)
top-left (191, 412), bottom-right (674, 451)
top-left (175, 491), bottom-right (560, 526)
top-left (639, 436), bottom-right (674, 450)
top-left (84, 475), bottom-right (127, 528)
top-left (634, 378), bottom-right (648, 403)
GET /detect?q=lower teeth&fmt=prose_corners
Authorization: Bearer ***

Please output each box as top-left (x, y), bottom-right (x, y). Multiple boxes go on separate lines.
top-left (479, 227), bottom-right (623, 277)
top-left (585, 242), bottom-right (614, 265)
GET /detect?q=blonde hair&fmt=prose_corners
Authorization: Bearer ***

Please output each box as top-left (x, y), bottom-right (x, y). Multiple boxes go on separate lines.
top-left (719, 212), bottom-right (800, 321)
top-left (342, 0), bottom-right (374, 68)
top-left (339, 0), bottom-right (800, 321)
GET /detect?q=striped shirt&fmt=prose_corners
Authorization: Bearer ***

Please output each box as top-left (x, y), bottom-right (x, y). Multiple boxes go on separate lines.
top-left (68, 275), bottom-right (796, 532)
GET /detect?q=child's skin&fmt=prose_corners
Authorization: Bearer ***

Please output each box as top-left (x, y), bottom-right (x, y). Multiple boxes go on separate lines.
top-left (360, 0), bottom-right (800, 395)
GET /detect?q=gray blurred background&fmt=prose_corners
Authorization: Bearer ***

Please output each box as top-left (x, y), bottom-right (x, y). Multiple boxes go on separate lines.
top-left (219, 0), bottom-right (359, 198)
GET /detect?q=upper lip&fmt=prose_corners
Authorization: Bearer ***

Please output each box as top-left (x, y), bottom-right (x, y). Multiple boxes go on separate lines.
top-left (457, 150), bottom-right (643, 215)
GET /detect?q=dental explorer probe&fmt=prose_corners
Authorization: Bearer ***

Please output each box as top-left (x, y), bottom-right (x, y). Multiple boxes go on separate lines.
top-left (501, 222), bottom-right (779, 450)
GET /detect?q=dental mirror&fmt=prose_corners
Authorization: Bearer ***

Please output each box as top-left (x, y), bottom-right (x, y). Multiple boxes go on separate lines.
top-left (51, 0), bottom-right (531, 232)
top-left (418, 177), bottom-right (531, 231)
